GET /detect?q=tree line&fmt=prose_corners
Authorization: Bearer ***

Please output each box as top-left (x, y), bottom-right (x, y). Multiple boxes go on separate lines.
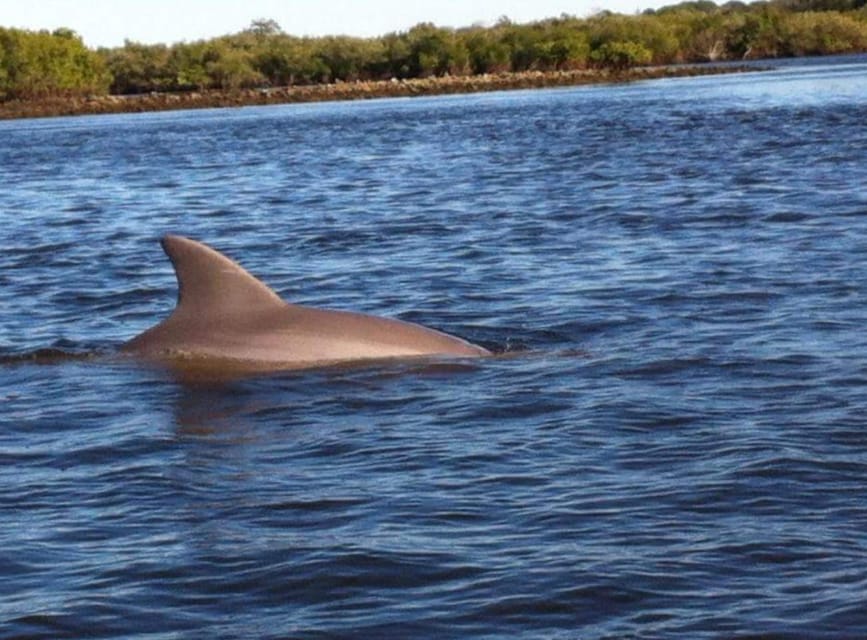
top-left (1, 0), bottom-right (866, 101)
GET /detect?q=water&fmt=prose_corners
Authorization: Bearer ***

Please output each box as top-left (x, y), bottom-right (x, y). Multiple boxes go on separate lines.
top-left (2, 56), bottom-right (867, 638)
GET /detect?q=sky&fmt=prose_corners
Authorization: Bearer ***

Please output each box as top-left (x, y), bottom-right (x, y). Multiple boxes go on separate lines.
top-left (0, 0), bottom-right (675, 48)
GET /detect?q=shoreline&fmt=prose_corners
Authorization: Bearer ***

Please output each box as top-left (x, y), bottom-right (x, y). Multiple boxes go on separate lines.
top-left (0, 65), bottom-right (759, 120)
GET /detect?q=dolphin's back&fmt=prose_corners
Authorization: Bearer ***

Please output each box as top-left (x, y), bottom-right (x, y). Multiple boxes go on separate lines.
top-left (123, 235), bottom-right (489, 367)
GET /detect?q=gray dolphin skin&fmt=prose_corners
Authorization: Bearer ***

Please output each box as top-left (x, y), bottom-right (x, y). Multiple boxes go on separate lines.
top-left (123, 235), bottom-right (490, 370)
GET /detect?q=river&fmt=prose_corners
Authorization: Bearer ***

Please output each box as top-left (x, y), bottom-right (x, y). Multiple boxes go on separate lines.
top-left (2, 55), bottom-right (867, 638)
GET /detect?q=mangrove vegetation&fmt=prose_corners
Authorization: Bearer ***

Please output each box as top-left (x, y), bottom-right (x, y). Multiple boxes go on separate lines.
top-left (1, 0), bottom-right (866, 102)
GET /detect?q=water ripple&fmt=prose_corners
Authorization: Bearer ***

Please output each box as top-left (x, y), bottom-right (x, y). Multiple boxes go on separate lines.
top-left (2, 57), bottom-right (867, 639)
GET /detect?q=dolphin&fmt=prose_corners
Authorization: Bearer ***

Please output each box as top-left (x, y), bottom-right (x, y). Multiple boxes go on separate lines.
top-left (122, 235), bottom-right (490, 370)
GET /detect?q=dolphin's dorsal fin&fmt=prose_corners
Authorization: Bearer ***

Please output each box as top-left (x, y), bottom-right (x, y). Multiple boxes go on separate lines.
top-left (161, 234), bottom-right (285, 319)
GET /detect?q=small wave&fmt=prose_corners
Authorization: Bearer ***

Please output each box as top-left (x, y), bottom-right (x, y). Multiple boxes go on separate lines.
top-left (765, 211), bottom-right (812, 224)
top-left (0, 347), bottom-right (100, 365)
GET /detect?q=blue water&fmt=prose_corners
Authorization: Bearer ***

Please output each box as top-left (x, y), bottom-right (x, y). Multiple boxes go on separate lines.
top-left (2, 56), bottom-right (867, 638)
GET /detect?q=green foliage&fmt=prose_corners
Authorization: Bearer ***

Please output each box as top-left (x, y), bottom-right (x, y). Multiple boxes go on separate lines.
top-left (0, 27), bottom-right (109, 99)
top-left (536, 23), bottom-right (592, 69)
top-left (653, 1), bottom-right (721, 14)
top-left (102, 41), bottom-right (172, 93)
top-left (205, 46), bottom-right (265, 90)
top-left (377, 32), bottom-right (412, 78)
top-left (586, 14), bottom-right (681, 63)
top-left (253, 36), bottom-right (324, 85)
top-left (463, 28), bottom-right (511, 74)
top-left (2, 4), bottom-right (867, 102)
top-left (315, 36), bottom-right (384, 82)
top-left (168, 42), bottom-right (210, 90)
top-left (772, 0), bottom-right (866, 10)
top-left (590, 41), bottom-right (653, 69)
top-left (403, 23), bottom-right (468, 77)
top-left (247, 18), bottom-right (283, 37)
top-left (779, 10), bottom-right (867, 53)
top-left (497, 22), bottom-right (543, 70)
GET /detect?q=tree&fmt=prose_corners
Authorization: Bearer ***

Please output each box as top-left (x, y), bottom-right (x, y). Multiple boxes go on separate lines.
top-left (5, 6), bottom-right (867, 103)
top-left (590, 41), bottom-right (653, 69)
top-left (102, 41), bottom-right (172, 93)
top-left (535, 22), bottom-right (591, 69)
top-left (724, 6), bottom-right (785, 57)
top-left (376, 32), bottom-right (413, 78)
top-left (586, 13), bottom-right (680, 64)
top-left (656, 1), bottom-right (721, 13)
top-left (314, 36), bottom-right (384, 82)
top-left (405, 23), bottom-right (468, 76)
top-left (253, 36), bottom-right (319, 85)
top-left (462, 28), bottom-right (511, 74)
top-left (205, 45), bottom-right (265, 89)
top-left (247, 19), bottom-right (283, 37)
top-left (168, 41), bottom-right (210, 90)
top-left (498, 23), bottom-right (543, 71)
top-left (779, 10), bottom-right (867, 54)
top-left (0, 27), bottom-right (109, 99)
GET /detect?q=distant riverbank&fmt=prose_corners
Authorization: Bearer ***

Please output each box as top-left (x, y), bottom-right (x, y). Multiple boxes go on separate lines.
top-left (0, 65), bottom-right (759, 120)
